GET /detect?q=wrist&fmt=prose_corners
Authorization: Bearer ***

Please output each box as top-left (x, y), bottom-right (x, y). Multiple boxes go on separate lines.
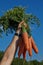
top-left (15, 32), bottom-right (21, 37)
top-left (15, 27), bottom-right (21, 37)
top-left (18, 27), bottom-right (21, 30)
top-left (16, 27), bottom-right (21, 33)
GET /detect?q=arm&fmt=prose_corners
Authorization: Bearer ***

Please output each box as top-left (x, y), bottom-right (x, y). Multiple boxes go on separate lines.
top-left (0, 29), bottom-right (20, 65)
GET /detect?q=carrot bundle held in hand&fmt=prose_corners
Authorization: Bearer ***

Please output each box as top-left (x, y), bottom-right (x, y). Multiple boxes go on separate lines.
top-left (18, 36), bottom-right (32, 60)
top-left (17, 24), bottom-right (38, 60)
top-left (18, 36), bottom-right (38, 60)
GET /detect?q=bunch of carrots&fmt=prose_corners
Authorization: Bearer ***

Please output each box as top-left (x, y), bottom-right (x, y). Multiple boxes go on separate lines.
top-left (17, 23), bottom-right (38, 60)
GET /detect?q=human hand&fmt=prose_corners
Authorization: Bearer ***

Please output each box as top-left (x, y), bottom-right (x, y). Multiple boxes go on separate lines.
top-left (18, 20), bottom-right (27, 30)
top-left (16, 20), bottom-right (27, 34)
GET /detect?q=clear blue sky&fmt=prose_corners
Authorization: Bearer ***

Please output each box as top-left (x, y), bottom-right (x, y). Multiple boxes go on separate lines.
top-left (0, 0), bottom-right (43, 61)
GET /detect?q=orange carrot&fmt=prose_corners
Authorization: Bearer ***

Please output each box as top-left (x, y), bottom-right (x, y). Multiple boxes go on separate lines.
top-left (31, 37), bottom-right (38, 53)
top-left (18, 37), bottom-right (24, 58)
top-left (29, 43), bottom-right (32, 56)
top-left (23, 47), bottom-right (26, 59)
top-left (28, 37), bottom-right (32, 56)
top-left (21, 26), bottom-right (29, 50)
top-left (18, 45), bottom-right (24, 58)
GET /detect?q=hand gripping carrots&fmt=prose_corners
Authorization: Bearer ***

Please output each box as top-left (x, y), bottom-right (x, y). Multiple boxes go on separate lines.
top-left (16, 25), bottom-right (38, 60)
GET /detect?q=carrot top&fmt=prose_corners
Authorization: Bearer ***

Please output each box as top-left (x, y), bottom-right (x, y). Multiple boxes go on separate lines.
top-left (21, 25), bottom-right (26, 33)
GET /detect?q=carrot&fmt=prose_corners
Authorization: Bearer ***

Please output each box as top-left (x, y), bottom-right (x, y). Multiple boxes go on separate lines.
top-left (18, 45), bottom-right (24, 58)
top-left (28, 37), bottom-right (32, 56)
top-left (23, 47), bottom-right (26, 59)
top-left (18, 37), bottom-right (24, 58)
top-left (21, 26), bottom-right (29, 50)
top-left (31, 37), bottom-right (38, 53)
top-left (29, 43), bottom-right (32, 56)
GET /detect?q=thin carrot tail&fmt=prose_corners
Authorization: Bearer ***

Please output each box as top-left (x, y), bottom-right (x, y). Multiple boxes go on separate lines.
top-left (29, 43), bottom-right (32, 56)
top-left (31, 37), bottom-right (38, 53)
top-left (18, 45), bottom-right (24, 58)
top-left (23, 49), bottom-right (26, 60)
top-left (28, 43), bottom-right (32, 56)
top-left (18, 50), bottom-right (21, 58)
top-left (28, 37), bottom-right (32, 56)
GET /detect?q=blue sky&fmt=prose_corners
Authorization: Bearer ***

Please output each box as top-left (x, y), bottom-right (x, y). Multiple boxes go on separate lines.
top-left (0, 0), bottom-right (43, 61)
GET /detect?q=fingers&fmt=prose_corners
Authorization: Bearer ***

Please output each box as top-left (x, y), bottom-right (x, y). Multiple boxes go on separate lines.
top-left (18, 21), bottom-right (24, 28)
top-left (18, 20), bottom-right (27, 28)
